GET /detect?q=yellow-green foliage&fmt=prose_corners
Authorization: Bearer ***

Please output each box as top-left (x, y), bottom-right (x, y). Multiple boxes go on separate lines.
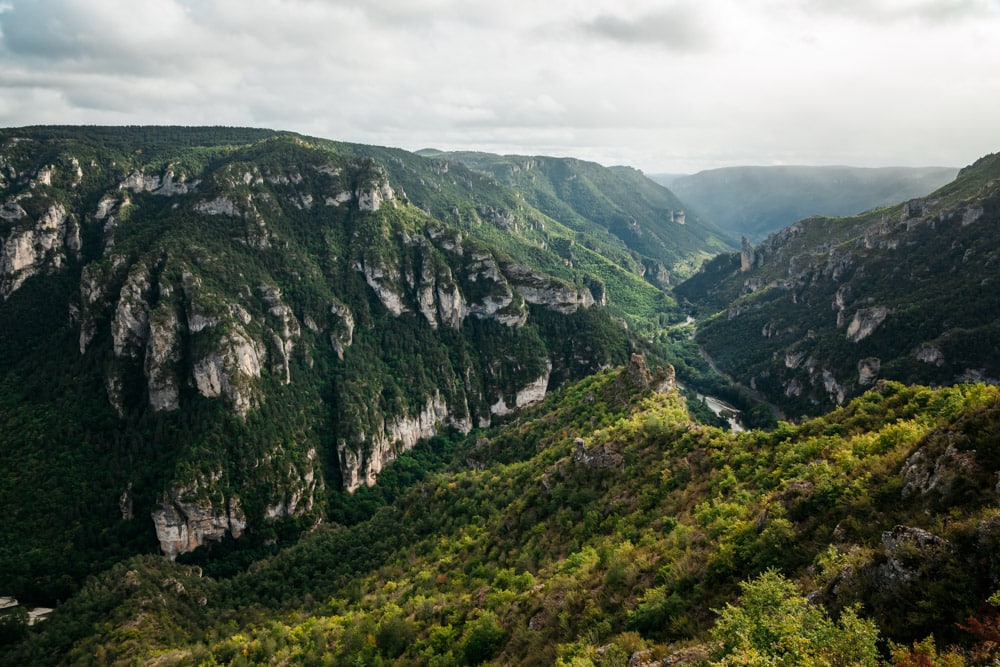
top-left (8, 378), bottom-right (1000, 666)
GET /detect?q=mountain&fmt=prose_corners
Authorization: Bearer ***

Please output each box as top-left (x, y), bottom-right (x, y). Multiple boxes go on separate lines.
top-left (418, 150), bottom-right (737, 287)
top-left (0, 126), bottom-right (732, 599)
top-left (654, 165), bottom-right (958, 242)
top-left (4, 358), bottom-right (1000, 665)
top-left (676, 152), bottom-right (1000, 418)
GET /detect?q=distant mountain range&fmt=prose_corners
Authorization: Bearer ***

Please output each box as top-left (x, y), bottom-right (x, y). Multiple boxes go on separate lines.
top-left (676, 152), bottom-right (1000, 417)
top-left (652, 165), bottom-right (958, 241)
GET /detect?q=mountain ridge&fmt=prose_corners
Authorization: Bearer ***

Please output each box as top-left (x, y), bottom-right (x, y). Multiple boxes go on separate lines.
top-left (0, 126), bottom-right (725, 598)
top-left (676, 150), bottom-right (1000, 418)
top-left (655, 164), bottom-right (958, 242)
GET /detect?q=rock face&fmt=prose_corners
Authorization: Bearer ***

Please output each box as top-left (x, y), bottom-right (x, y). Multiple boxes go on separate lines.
top-left (612, 353), bottom-right (676, 399)
top-left (145, 304), bottom-right (182, 411)
top-left (490, 363), bottom-right (552, 417)
top-left (0, 128), bottom-right (640, 563)
top-left (857, 357), bottom-right (881, 386)
top-left (191, 328), bottom-right (264, 416)
top-left (355, 164), bottom-right (397, 212)
top-left (152, 481), bottom-right (246, 561)
top-left (846, 306), bottom-right (889, 343)
top-left (151, 448), bottom-right (322, 558)
top-left (504, 264), bottom-right (595, 314)
top-left (121, 169), bottom-right (199, 196)
top-left (338, 392), bottom-right (473, 492)
top-left (0, 202), bottom-right (71, 298)
top-left (194, 196), bottom-right (238, 216)
top-left (740, 236), bottom-right (756, 272)
top-left (876, 525), bottom-right (951, 592)
top-left (258, 285), bottom-right (300, 385)
top-left (900, 442), bottom-right (982, 499)
top-left (572, 438), bottom-right (624, 471)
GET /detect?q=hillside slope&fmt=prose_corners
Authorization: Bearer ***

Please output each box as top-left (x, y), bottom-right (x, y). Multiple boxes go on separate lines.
top-left (0, 126), bottom-right (721, 599)
top-left (676, 152), bottom-right (1000, 418)
top-left (419, 150), bottom-right (736, 287)
top-left (657, 165), bottom-right (957, 242)
top-left (5, 359), bottom-right (1000, 665)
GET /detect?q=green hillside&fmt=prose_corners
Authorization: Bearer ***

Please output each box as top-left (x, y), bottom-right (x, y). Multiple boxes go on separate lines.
top-left (4, 359), bottom-right (1000, 665)
top-left (676, 152), bottom-right (1000, 418)
top-left (1, 127), bottom-right (690, 602)
top-left (418, 150), bottom-right (736, 287)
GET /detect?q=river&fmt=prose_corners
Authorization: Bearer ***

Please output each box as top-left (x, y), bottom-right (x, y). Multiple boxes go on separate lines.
top-left (677, 382), bottom-right (746, 433)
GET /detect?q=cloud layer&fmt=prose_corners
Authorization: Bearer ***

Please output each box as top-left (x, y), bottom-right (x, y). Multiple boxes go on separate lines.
top-left (1, 0), bottom-right (998, 172)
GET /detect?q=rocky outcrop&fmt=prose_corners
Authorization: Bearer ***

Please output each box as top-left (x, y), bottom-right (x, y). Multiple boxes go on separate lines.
top-left (857, 357), bottom-right (881, 386)
top-left (876, 525), bottom-right (951, 592)
top-left (434, 278), bottom-right (466, 329)
top-left (611, 353), bottom-right (675, 399)
top-left (145, 303), bottom-right (182, 411)
top-left (356, 165), bottom-right (397, 212)
top-left (121, 169), bottom-right (199, 196)
top-left (0, 197), bottom-right (27, 221)
top-left (490, 363), bottom-right (552, 417)
top-left (846, 306), bottom-right (889, 343)
top-left (325, 191), bottom-right (352, 207)
top-left (464, 250), bottom-right (524, 326)
top-left (572, 438), bottom-right (624, 471)
top-left (785, 350), bottom-right (808, 369)
top-left (329, 299), bottom-right (355, 359)
top-left (916, 344), bottom-right (944, 366)
top-left (258, 285), bottom-right (301, 385)
top-left (901, 443), bottom-right (982, 499)
top-left (194, 196), bottom-right (238, 217)
top-left (151, 479), bottom-right (246, 560)
top-left (821, 369), bottom-right (846, 405)
top-left (0, 202), bottom-right (72, 298)
top-left (740, 236), bottom-right (756, 272)
top-left (191, 327), bottom-right (264, 416)
top-left (152, 453), bottom-right (321, 558)
top-left (265, 449), bottom-right (322, 519)
top-left (111, 263), bottom-right (153, 359)
top-left (338, 392), bottom-right (473, 492)
top-left (504, 263), bottom-right (595, 314)
top-left (361, 260), bottom-right (409, 316)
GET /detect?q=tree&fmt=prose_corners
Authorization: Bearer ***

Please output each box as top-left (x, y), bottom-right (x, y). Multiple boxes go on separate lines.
top-left (710, 569), bottom-right (880, 666)
top-left (461, 612), bottom-right (507, 665)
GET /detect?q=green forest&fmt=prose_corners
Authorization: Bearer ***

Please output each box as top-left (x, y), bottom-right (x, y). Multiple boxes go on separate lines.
top-left (2, 127), bottom-right (1000, 665)
top-left (4, 362), bottom-right (1000, 665)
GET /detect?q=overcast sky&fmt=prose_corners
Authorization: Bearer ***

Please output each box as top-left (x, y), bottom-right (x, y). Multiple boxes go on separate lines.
top-left (1, 0), bottom-right (998, 173)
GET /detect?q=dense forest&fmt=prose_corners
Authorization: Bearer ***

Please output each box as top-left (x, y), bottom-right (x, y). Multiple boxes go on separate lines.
top-left (676, 152), bottom-right (1000, 420)
top-left (2, 127), bottom-right (999, 665)
top-left (3, 358), bottom-right (1000, 665)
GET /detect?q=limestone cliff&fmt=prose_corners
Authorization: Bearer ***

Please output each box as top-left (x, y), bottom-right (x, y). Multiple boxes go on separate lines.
top-left (0, 128), bottom-right (642, 565)
top-left (152, 479), bottom-right (246, 561)
top-left (338, 392), bottom-right (475, 493)
top-left (0, 201), bottom-right (73, 299)
top-left (679, 150), bottom-right (1000, 417)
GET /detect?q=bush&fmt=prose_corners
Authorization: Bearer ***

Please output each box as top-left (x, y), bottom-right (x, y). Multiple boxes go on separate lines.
top-left (711, 569), bottom-right (880, 666)
top-left (462, 612), bottom-right (507, 665)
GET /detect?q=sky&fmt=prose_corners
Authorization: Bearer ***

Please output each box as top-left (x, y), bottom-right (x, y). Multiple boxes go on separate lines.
top-left (1, 0), bottom-right (998, 174)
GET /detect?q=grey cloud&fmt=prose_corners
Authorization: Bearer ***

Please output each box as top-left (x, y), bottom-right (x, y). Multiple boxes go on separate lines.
top-left (803, 0), bottom-right (1000, 23)
top-left (580, 7), bottom-right (713, 52)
